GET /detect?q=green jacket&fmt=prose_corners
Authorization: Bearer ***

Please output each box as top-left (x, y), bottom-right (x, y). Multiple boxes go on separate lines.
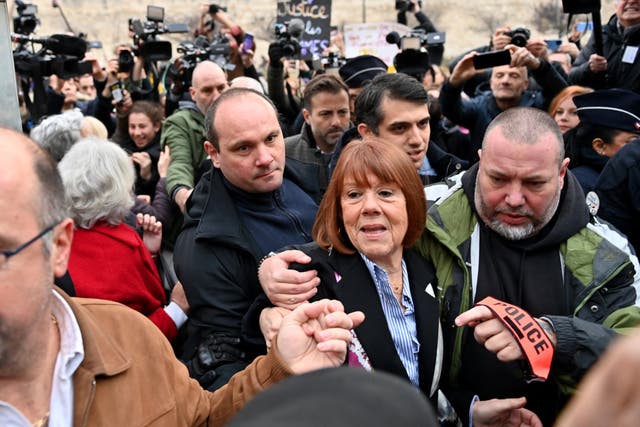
top-left (417, 173), bottom-right (640, 391)
top-left (160, 105), bottom-right (207, 197)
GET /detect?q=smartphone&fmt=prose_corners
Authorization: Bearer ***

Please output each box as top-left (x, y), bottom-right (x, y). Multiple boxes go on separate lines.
top-left (472, 50), bottom-right (511, 69)
top-left (242, 33), bottom-right (254, 54)
top-left (544, 39), bottom-right (563, 52)
top-left (576, 21), bottom-right (594, 32)
top-left (110, 81), bottom-right (124, 105)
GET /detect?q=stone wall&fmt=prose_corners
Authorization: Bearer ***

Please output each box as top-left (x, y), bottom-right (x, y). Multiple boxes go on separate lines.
top-left (8, 0), bottom-right (615, 65)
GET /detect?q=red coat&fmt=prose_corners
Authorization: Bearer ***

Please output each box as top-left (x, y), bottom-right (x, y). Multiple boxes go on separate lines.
top-left (68, 222), bottom-right (177, 341)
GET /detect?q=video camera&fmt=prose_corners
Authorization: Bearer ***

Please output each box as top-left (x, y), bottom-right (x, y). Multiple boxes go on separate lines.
top-left (166, 35), bottom-right (233, 92)
top-left (312, 51), bottom-right (347, 75)
top-left (120, 5), bottom-right (188, 70)
top-left (274, 19), bottom-right (304, 58)
top-left (13, 0), bottom-right (40, 36)
top-left (562, 0), bottom-right (600, 13)
top-left (386, 29), bottom-right (445, 51)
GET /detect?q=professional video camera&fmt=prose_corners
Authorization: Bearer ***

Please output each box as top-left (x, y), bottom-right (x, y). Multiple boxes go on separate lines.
top-left (312, 51), bottom-right (347, 75)
top-left (120, 4), bottom-right (188, 70)
top-left (12, 33), bottom-right (92, 79)
top-left (13, 0), bottom-right (40, 35)
top-left (505, 26), bottom-right (531, 48)
top-left (274, 19), bottom-right (303, 58)
top-left (562, 0), bottom-right (600, 13)
top-left (386, 28), bottom-right (445, 51)
top-left (165, 35), bottom-right (232, 92)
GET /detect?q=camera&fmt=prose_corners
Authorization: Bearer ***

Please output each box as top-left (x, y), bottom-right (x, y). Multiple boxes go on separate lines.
top-left (167, 35), bottom-right (233, 93)
top-left (274, 20), bottom-right (303, 58)
top-left (13, 0), bottom-right (40, 35)
top-left (505, 27), bottom-right (531, 48)
top-left (125, 5), bottom-right (189, 62)
top-left (118, 49), bottom-right (135, 74)
top-left (312, 51), bottom-right (347, 75)
top-left (395, 0), bottom-right (422, 12)
top-left (386, 29), bottom-right (446, 50)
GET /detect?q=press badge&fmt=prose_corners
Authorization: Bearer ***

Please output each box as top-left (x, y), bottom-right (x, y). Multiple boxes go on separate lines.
top-left (622, 46), bottom-right (638, 64)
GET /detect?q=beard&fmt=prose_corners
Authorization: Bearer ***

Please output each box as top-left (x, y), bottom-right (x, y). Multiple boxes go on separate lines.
top-left (475, 178), bottom-right (562, 241)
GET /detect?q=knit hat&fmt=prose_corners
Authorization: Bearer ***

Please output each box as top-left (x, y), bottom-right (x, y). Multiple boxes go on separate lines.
top-left (574, 89), bottom-right (640, 133)
top-left (339, 55), bottom-right (388, 88)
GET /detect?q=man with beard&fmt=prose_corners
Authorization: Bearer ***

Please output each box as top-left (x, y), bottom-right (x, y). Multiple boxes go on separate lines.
top-left (422, 107), bottom-right (640, 425)
top-left (440, 44), bottom-right (567, 162)
top-left (284, 75), bottom-right (351, 197)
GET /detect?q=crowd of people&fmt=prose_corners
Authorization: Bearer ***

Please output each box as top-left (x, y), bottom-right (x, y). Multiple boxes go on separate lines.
top-left (3, 0), bottom-right (640, 425)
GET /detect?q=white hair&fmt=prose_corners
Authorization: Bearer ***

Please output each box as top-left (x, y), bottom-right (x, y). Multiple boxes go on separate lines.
top-left (58, 138), bottom-right (135, 229)
top-left (30, 110), bottom-right (85, 162)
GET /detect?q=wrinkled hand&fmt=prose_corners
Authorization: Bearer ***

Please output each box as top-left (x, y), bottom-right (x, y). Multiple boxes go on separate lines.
top-left (136, 213), bottom-right (162, 255)
top-left (275, 299), bottom-right (365, 374)
top-left (555, 329), bottom-right (640, 427)
top-left (260, 306), bottom-right (291, 349)
top-left (473, 397), bottom-right (543, 427)
top-left (174, 187), bottom-right (193, 213)
top-left (455, 306), bottom-right (524, 362)
top-left (588, 53), bottom-right (607, 73)
top-left (258, 250), bottom-right (320, 310)
top-left (158, 145), bottom-right (171, 178)
top-left (131, 151), bottom-right (152, 180)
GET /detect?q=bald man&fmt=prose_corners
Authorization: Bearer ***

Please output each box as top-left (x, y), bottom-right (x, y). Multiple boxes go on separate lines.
top-left (161, 61), bottom-right (229, 213)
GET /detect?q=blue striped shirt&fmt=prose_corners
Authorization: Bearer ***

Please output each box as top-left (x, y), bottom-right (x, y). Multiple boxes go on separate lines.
top-left (361, 254), bottom-right (421, 387)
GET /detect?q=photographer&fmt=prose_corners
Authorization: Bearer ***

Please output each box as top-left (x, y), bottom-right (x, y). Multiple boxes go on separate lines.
top-left (569, 0), bottom-right (640, 92)
top-left (396, 0), bottom-right (444, 65)
top-left (440, 43), bottom-right (567, 163)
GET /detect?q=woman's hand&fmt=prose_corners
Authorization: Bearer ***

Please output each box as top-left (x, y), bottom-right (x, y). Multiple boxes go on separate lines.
top-left (260, 306), bottom-right (291, 349)
top-left (131, 151), bottom-right (153, 181)
top-left (136, 213), bottom-right (162, 255)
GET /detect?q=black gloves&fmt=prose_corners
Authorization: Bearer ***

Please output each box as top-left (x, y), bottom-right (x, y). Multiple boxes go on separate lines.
top-left (185, 333), bottom-right (246, 389)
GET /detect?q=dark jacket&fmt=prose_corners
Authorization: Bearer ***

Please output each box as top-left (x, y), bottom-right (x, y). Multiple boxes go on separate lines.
top-left (595, 138), bottom-right (640, 254)
top-left (439, 60), bottom-right (567, 162)
top-left (174, 166), bottom-right (317, 388)
top-left (292, 244), bottom-right (443, 399)
top-left (569, 15), bottom-right (640, 92)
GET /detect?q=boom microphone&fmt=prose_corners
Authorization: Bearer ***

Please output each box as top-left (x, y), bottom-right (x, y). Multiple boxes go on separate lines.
top-left (12, 33), bottom-right (87, 57)
top-left (386, 31), bottom-right (401, 47)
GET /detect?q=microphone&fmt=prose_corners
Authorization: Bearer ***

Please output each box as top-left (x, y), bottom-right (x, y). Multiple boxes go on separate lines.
top-left (288, 18), bottom-right (305, 39)
top-left (386, 31), bottom-right (401, 47)
top-left (12, 33), bottom-right (87, 57)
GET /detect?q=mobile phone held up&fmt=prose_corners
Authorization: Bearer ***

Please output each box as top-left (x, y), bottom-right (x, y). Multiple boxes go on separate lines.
top-left (110, 81), bottom-right (124, 105)
top-left (472, 50), bottom-right (511, 69)
top-left (545, 39), bottom-right (563, 52)
top-left (242, 33), bottom-right (254, 54)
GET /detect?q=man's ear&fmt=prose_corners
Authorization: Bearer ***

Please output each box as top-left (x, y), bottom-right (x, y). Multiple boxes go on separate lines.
top-left (204, 141), bottom-right (221, 168)
top-left (51, 218), bottom-right (74, 279)
top-left (591, 138), bottom-right (606, 156)
top-left (559, 157), bottom-right (570, 189)
top-left (302, 108), bottom-right (311, 125)
top-left (357, 123), bottom-right (374, 139)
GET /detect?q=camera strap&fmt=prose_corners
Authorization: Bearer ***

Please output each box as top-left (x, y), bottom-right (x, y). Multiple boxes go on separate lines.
top-left (474, 296), bottom-right (554, 382)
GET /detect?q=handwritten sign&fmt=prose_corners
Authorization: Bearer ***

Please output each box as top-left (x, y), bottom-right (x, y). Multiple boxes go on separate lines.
top-left (276, 0), bottom-right (332, 60)
top-left (344, 22), bottom-right (412, 66)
